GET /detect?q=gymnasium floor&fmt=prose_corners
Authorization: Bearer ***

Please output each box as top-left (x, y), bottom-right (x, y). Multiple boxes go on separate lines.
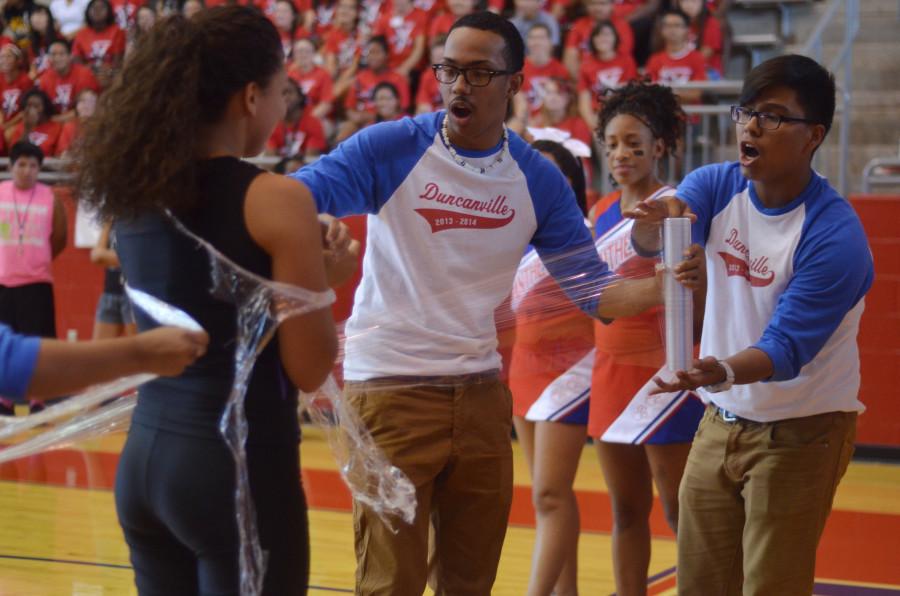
top-left (0, 425), bottom-right (898, 595)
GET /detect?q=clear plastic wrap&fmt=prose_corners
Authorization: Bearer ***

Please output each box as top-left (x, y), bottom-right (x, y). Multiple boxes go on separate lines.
top-left (0, 204), bottom-right (702, 595)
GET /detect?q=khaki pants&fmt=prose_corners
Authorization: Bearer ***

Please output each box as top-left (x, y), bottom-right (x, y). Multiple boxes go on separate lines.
top-left (346, 374), bottom-right (514, 596)
top-left (677, 404), bottom-right (857, 596)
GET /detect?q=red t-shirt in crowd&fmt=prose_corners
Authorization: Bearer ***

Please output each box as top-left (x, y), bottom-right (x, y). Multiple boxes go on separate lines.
top-left (413, 0), bottom-right (444, 19)
top-left (344, 68), bottom-right (410, 112)
top-left (10, 120), bottom-right (63, 156)
top-left (259, 0), bottom-right (312, 20)
top-left (427, 12), bottom-right (457, 42)
top-left (0, 71), bottom-right (33, 120)
top-left (552, 114), bottom-right (593, 146)
top-left (689, 15), bottom-right (723, 72)
top-left (521, 57), bottom-right (570, 115)
top-left (372, 9), bottom-right (427, 69)
top-left (72, 25), bottom-right (127, 68)
top-left (110, 0), bottom-right (140, 29)
top-left (279, 26), bottom-right (311, 59)
top-left (645, 47), bottom-right (707, 84)
top-left (55, 119), bottom-right (81, 154)
top-left (611, 0), bottom-right (646, 19)
top-left (37, 63), bottom-right (101, 113)
top-left (267, 112), bottom-right (326, 156)
top-left (415, 68), bottom-right (443, 112)
top-left (577, 53), bottom-right (637, 110)
top-left (565, 16), bottom-right (634, 59)
top-left (314, 1), bottom-right (336, 37)
top-left (287, 64), bottom-right (335, 109)
top-left (323, 28), bottom-right (363, 72)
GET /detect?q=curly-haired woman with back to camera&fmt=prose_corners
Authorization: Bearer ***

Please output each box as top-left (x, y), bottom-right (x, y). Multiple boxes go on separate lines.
top-left (72, 6), bottom-right (358, 594)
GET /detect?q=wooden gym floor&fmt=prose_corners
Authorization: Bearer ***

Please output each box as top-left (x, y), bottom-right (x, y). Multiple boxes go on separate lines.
top-left (1, 425), bottom-right (899, 595)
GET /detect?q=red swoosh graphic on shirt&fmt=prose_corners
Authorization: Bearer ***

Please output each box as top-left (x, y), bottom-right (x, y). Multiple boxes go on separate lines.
top-left (717, 251), bottom-right (775, 287)
top-left (414, 208), bottom-right (515, 233)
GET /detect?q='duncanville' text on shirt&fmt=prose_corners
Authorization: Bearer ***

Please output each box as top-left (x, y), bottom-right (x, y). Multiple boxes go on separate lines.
top-left (293, 112), bottom-right (612, 380)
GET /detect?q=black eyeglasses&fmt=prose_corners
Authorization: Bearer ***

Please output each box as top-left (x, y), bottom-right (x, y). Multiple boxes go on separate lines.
top-left (730, 105), bottom-right (816, 131)
top-left (432, 64), bottom-right (516, 87)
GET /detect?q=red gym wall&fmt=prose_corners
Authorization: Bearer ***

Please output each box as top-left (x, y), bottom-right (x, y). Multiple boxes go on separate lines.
top-left (50, 189), bottom-right (900, 448)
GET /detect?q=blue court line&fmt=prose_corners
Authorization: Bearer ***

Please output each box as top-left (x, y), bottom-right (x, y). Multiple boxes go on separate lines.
top-left (0, 553), bottom-right (354, 592)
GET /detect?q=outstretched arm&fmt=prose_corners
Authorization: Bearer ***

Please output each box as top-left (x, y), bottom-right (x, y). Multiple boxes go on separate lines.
top-left (27, 327), bottom-right (208, 398)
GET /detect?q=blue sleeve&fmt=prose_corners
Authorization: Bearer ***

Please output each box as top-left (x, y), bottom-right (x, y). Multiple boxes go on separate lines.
top-left (0, 323), bottom-right (40, 398)
top-left (752, 207), bottom-right (874, 381)
top-left (290, 115), bottom-right (434, 217)
top-left (521, 145), bottom-right (612, 316)
top-left (676, 162), bottom-right (743, 246)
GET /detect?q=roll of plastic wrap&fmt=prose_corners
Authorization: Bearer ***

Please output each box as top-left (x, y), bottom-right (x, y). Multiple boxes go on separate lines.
top-left (663, 218), bottom-right (693, 372)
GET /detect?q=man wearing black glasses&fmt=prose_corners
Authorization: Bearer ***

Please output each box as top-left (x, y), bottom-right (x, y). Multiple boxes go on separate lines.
top-left (629, 54), bottom-right (874, 595)
top-left (290, 10), bottom-right (678, 595)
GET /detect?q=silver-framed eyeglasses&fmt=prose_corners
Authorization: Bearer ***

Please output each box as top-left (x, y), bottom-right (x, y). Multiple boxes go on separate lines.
top-left (730, 105), bottom-right (816, 130)
top-left (432, 64), bottom-right (516, 87)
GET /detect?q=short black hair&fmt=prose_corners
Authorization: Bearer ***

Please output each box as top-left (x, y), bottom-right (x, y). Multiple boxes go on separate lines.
top-left (49, 37), bottom-right (72, 53)
top-left (526, 22), bottom-right (552, 38)
top-left (449, 11), bottom-right (525, 72)
top-left (85, 0), bottom-right (116, 28)
top-left (740, 54), bottom-right (836, 136)
top-left (20, 88), bottom-right (56, 118)
top-left (368, 34), bottom-right (389, 54)
top-left (660, 8), bottom-right (690, 26)
top-left (589, 20), bottom-right (619, 54)
top-left (10, 141), bottom-right (45, 165)
top-left (531, 140), bottom-right (587, 216)
top-left (372, 81), bottom-right (400, 99)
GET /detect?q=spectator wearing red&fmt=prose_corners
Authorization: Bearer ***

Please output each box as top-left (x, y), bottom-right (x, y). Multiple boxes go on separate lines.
top-left (271, 0), bottom-right (311, 59)
top-left (259, 0), bottom-right (314, 31)
top-left (577, 20), bottom-right (637, 129)
top-left (336, 35), bottom-right (409, 142)
top-left (322, 0), bottom-right (364, 100)
top-left (313, 0), bottom-right (337, 38)
top-left (564, 0), bottom-right (634, 80)
top-left (7, 88), bottom-right (63, 156)
top-left (126, 4), bottom-right (155, 55)
top-left (372, 81), bottom-right (405, 123)
top-left (0, 44), bottom-right (33, 131)
top-left (414, 34), bottom-right (445, 114)
top-left (266, 78), bottom-right (326, 161)
top-left (645, 8), bottom-right (706, 102)
top-left (288, 37), bottom-right (334, 122)
top-left (359, 0), bottom-right (388, 29)
top-left (37, 38), bottom-right (101, 118)
top-left (427, 0), bottom-right (475, 43)
top-left (529, 78), bottom-right (592, 146)
top-left (676, 0), bottom-right (723, 76)
top-left (109, 0), bottom-right (140, 29)
top-left (512, 23), bottom-right (569, 131)
top-left (371, 0), bottom-right (427, 77)
top-left (413, 0), bottom-right (444, 20)
top-left (56, 87), bottom-right (95, 155)
top-left (72, 0), bottom-right (126, 85)
top-left (27, 6), bottom-right (61, 77)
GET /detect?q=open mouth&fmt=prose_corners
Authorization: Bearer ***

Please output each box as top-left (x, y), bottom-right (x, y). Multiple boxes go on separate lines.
top-left (740, 142), bottom-right (760, 164)
top-left (449, 100), bottom-right (474, 122)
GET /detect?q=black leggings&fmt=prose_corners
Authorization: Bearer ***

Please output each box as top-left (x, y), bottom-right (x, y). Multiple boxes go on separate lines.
top-left (115, 423), bottom-right (309, 596)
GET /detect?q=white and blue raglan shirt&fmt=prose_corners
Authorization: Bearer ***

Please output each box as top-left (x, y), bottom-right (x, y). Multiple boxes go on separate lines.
top-left (292, 112), bottom-right (611, 381)
top-left (677, 162), bottom-right (874, 421)
top-left (0, 323), bottom-right (40, 398)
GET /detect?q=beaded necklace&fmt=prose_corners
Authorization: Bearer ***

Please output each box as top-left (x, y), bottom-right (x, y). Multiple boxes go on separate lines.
top-left (440, 114), bottom-right (509, 175)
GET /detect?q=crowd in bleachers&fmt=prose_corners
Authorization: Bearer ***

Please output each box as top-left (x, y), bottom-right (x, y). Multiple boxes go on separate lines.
top-left (0, 0), bottom-right (729, 161)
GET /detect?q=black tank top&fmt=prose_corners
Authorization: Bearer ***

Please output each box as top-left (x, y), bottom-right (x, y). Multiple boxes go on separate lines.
top-left (115, 157), bottom-right (299, 445)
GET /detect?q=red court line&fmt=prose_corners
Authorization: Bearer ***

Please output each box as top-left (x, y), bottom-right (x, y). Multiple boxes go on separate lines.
top-left (2, 449), bottom-right (899, 586)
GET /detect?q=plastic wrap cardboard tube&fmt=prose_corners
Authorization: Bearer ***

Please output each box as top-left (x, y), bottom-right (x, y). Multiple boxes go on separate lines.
top-left (663, 218), bottom-right (693, 372)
